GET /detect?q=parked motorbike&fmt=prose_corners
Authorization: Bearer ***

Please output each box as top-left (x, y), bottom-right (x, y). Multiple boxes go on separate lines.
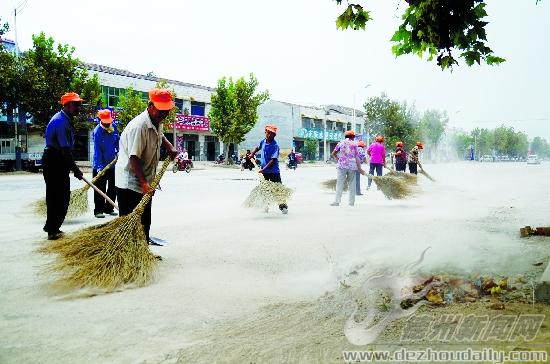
top-left (172, 158), bottom-right (193, 173)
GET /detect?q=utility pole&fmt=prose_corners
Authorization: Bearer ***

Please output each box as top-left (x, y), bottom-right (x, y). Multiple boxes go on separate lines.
top-left (13, 7), bottom-right (22, 171)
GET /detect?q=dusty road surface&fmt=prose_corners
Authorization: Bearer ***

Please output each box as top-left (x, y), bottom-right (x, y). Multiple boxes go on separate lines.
top-left (1, 161), bottom-right (549, 363)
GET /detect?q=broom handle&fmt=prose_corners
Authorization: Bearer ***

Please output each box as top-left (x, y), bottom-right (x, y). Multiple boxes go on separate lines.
top-left (81, 176), bottom-right (119, 210)
top-left (135, 157), bottom-right (173, 211)
top-left (91, 155), bottom-right (118, 184)
top-left (250, 156), bottom-right (265, 180)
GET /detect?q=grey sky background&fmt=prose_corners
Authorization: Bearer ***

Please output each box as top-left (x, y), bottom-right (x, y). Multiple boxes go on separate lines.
top-left (2, 0), bottom-right (549, 140)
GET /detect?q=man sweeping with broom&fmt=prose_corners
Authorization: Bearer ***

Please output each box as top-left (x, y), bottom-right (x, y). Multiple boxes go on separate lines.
top-left (92, 109), bottom-right (119, 218)
top-left (115, 88), bottom-right (178, 255)
top-left (42, 92), bottom-right (84, 240)
top-left (249, 124), bottom-right (288, 214)
top-left (408, 142), bottom-right (423, 174)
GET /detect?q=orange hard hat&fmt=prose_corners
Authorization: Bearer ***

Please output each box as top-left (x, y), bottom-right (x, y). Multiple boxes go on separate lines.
top-left (396, 141), bottom-right (403, 147)
top-left (357, 140), bottom-right (366, 147)
top-left (344, 130), bottom-right (355, 137)
top-left (97, 109), bottom-right (113, 124)
top-left (265, 124), bottom-right (278, 134)
top-left (149, 88), bottom-right (175, 110)
top-left (60, 92), bottom-right (84, 106)
top-left (375, 135), bottom-right (384, 142)
top-left (416, 141), bottom-right (424, 149)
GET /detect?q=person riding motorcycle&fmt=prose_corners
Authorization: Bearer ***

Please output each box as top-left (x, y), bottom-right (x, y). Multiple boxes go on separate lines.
top-left (241, 149), bottom-right (254, 171)
top-left (287, 150), bottom-right (297, 169)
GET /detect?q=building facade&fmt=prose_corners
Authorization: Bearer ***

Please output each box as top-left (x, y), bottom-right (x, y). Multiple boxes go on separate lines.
top-left (86, 63), bottom-right (366, 162)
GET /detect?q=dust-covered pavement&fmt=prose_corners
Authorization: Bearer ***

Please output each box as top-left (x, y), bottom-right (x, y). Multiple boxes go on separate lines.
top-left (1, 161), bottom-right (549, 363)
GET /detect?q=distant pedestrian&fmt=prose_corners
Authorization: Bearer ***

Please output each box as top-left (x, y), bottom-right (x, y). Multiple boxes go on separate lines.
top-left (42, 92), bottom-right (84, 240)
top-left (408, 142), bottom-right (424, 174)
top-left (92, 109), bottom-right (119, 218)
top-left (355, 140), bottom-right (366, 195)
top-left (330, 130), bottom-right (365, 206)
top-left (394, 141), bottom-right (407, 172)
top-left (366, 135), bottom-right (386, 190)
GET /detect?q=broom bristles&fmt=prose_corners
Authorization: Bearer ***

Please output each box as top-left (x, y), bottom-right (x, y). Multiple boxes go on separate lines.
top-left (370, 174), bottom-right (414, 200)
top-left (321, 179), bottom-right (348, 191)
top-left (37, 157), bottom-right (171, 292)
top-left (38, 212), bottom-right (157, 290)
top-left (244, 179), bottom-right (293, 209)
top-left (31, 156), bottom-right (118, 217)
top-left (385, 170), bottom-right (418, 183)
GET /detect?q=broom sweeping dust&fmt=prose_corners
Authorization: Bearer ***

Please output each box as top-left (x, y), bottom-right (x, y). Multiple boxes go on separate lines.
top-left (32, 156), bottom-right (118, 217)
top-left (364, 172), bottom-right (414, 200)
top-left (243, 159), bottom-right (292, 210)
top-left (37, 157), bottom-right (171, 292)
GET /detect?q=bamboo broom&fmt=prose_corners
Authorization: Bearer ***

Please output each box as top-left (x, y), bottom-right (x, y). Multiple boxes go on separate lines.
top-left (364, 172), bottom-right (414, 200)
top-left (37, 157), bottom-right (171, 292)
top-left (385, 169), bottom-right (418, 184)
top-left (321, 179), bottom-right (348, 192)
top-left (243, 158), bottom-right (292, 209)
top-left (418, 162), bottom-right (436, 182)
top-left (32, 156), bottom-right (118, 217)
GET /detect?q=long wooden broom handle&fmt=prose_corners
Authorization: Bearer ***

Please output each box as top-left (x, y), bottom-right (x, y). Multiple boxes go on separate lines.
top-left (249, 156), bottom-right (265, 180)
top-left (81, 176), bottom-right (119, 211)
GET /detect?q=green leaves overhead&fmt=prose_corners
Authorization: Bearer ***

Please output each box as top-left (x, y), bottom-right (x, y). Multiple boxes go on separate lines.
top-left (334, 0), bottom-right (513, 70)
top-left (335, 3), bottom-right (371, 30)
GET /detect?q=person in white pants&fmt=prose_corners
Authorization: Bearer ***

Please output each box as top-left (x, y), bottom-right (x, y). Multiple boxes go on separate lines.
top-left (330, 130), bottom-right (365, 206)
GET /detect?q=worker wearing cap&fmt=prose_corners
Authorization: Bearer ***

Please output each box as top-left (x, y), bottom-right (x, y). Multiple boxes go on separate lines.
top-left (115, 89), bottom-right (178, 251)
top-left (355, 140), bottom-right (366, 195)
top-left (366, 135), bottom-right (387, 190)
top-left (92, 109), bottom-right (119, 218)
top-left (394, 141), bottom-right (407, 172)
top-left (408, 142), bottom-right (424, 174)
top-left (330, 130), bottom-right (365, 206)
top-left (250, 124), bottom-right (288, 214)
top-left (42, 92), bottom-right (84, 240)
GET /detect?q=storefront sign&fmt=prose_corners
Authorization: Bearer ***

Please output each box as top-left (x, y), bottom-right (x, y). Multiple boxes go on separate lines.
top-left (297, 128), bottom-right (343, 141)
top-left (168, 114), bottom-right (210, 131)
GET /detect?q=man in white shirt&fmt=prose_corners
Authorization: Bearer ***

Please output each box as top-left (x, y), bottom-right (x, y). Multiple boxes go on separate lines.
top-left (115, 89), bottom-right (178, 252)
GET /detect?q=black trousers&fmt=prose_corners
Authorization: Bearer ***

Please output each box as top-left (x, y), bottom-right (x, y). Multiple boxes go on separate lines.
top-left (409, 162), bottom-right (418, 174)
top-left (42, 149), bottom-right (71, 234)
top-left (263, 173), bottom-right (287, 209)
top-left (92, 168), bottom-right (116, 214)
top-left (116, 187), bottom-right (152, 241)
top-left (396, 162), bottom-right (407, 172)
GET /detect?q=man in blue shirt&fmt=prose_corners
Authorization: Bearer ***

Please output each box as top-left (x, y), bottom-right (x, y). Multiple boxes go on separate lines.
top-left (92, 109), bottom-right (119, 218)
top-left (250, 124), bottom-right (288, 214)
top-left (42, 92), bottom-right (84, 240)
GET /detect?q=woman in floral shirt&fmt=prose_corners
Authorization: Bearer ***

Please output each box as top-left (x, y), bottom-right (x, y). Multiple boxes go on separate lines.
top-left (330, 130), bottom-right (365, 206)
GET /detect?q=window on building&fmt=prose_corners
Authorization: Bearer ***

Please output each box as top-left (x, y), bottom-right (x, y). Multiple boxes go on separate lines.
top-left (346, 123), bottom-right (352, 131)
top-left (191, 101), bottom-right (205, 116)
top-left (107, 87), bottom-right (121, 107)
top-left (355, 124), bottom-right (362, 133)
top-left (302, 117), bottom-right (311, 128)
top-left (326, 121), bottom-right (333, 130)
top-left (175, 98), bottom-right (184, 113)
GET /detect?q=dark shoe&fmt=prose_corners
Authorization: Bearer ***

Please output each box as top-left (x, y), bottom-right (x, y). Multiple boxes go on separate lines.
top-left (105, 211), bottom-right (118, 216)
top-left (356, 193), bottom-right (363, 196)
top-left (154, 255), bottom-right (163, 261)
top-left (95, 213), bottom-right (105, 218)
top-left (48, 232), bottom-right (62, 240)
top-left (148, 238), bottom-right (162, 246)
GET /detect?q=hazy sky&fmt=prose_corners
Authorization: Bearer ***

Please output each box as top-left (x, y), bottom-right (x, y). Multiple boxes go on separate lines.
top-left (1, 0), bottom-right (549, 139)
